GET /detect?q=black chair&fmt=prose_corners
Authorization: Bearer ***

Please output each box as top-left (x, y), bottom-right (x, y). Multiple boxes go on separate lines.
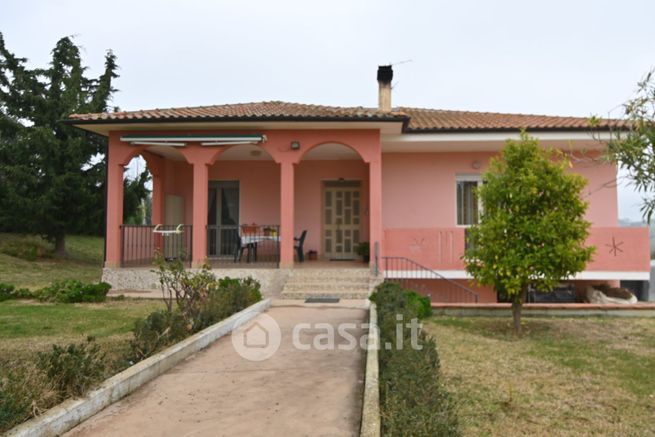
top-left (294, 230), bottom-right (307, 262)
top-left (234, 235), bottom-right (257, 263)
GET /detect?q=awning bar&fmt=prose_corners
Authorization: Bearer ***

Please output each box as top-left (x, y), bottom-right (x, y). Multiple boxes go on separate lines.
top-left (120, 134), bottom-right (267, 147)
top-left (131, 141), bottom-right (187, 147)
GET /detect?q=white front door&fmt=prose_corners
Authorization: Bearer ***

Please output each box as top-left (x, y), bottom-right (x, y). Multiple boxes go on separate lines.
top-left (323, 182), bottom-right (361, 260)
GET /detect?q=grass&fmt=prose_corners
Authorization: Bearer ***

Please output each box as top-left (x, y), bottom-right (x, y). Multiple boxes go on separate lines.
top-left (0, 298), bottom-right (163, 433)
top-left (426, 316), bottom-right (655, 437)
top-left (0, 299), bottom-right (164, 363)
top-left (0, 233), bottom-right (104, 289)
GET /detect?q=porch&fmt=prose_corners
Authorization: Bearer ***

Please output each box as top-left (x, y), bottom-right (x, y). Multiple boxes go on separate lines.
top-left (106, 130), bottom-right (382, 270)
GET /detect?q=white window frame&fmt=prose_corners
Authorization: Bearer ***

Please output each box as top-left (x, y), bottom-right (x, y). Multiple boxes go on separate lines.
top-left (455, 174), bottom-right (482, 227)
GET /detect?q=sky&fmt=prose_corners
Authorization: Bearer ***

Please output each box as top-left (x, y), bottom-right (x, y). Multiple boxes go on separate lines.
top-left (2, 0), bottom-right (654, 221)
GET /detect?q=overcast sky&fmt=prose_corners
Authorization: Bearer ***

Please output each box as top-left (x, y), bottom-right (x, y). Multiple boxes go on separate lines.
top-left (2, 0), bottom-right (654, 221)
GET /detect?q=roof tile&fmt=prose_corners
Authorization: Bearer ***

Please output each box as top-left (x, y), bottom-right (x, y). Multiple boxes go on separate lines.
top-left (68, 101), bottom-right (623, 131)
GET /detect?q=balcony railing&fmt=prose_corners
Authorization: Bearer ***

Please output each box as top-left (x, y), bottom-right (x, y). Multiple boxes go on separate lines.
top-left (207, 224), bottom-right (280, 267)
top-left (120, 224), bottom-right (192, 267)
top-left (382, 256), bottom-right (480, 303)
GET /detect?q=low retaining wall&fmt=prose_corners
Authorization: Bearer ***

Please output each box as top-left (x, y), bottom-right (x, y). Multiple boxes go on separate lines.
top-left (360, 303), bottom-right (380, 437)
top-left (7, 299), bottom-right (272, 437)
top-left (102, 267), bottom-right (290, 298)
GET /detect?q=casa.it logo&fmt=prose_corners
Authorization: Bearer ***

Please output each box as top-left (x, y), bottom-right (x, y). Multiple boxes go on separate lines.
top-left (231, 313), bottom-right (281, 361)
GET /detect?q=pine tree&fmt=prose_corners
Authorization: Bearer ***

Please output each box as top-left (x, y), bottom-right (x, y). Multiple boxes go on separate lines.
top-left (0, 33), bottom-right (119, 256)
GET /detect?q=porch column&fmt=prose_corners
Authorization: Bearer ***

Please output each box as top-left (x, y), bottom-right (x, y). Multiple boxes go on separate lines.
top-left (191, 161), bottom-right (209, 267)
top-left (105, 133), bottom-right (141, 268)
top-left (151, 174), bottom-right (164, 225)
top-left (105, 157), bottom-right (125, 268)
top-left (369, 158), bottom-right (383, 272)
top-left (279, 161), bottom-right (295, 267)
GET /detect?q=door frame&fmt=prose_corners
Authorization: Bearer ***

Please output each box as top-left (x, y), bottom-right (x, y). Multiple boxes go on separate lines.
top-left (321, 179), bottom-right (363, 260)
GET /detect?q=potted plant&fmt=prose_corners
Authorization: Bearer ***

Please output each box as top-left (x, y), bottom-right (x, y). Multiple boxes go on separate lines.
top-left (355, 242), bottom-right (370, 263)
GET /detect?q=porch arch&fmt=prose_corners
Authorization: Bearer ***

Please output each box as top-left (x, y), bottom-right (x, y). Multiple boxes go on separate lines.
top-left (297, 141), bottom-right (368, 163)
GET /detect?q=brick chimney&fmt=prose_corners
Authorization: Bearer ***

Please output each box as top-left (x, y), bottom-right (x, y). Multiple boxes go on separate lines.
top-left (377, 65), bottom-right (393, 113)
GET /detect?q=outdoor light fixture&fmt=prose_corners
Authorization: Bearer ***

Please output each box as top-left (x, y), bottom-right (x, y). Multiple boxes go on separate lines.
top-left (290, 141), bottom-right (301, 150)
top-left (471, 160), bottom-right (481, 169)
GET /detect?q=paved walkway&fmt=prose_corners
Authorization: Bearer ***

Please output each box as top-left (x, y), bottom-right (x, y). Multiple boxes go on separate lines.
top-left (66, 303), bottom-right (368, 437)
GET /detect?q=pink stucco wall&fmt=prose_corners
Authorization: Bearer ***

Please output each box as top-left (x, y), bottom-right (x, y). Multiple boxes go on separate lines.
top-left (383, 226), bottom-right (650, 273)
top-left (210, 161), bottom-right (281, 225)
top-left (381, 151), bottom-right (646, 276)
top-left (381, 151), bottom-right (618, 229)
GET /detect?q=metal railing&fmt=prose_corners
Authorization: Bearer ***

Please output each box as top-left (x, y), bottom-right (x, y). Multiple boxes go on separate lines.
top-left (382, 256), bottom-right (480, 303)
top-left (207, 224), bottom-right (280, 267)
top-left (120, 224), bottom-right (192, 267)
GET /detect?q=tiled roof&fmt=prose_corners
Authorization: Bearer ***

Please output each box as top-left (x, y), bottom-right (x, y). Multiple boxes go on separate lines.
top-left (67, 101), bottom-right (405, 123)
top-left (399, 107), bottom-right (621, 132)
top-left (68, 101), bottom-right (622, 132)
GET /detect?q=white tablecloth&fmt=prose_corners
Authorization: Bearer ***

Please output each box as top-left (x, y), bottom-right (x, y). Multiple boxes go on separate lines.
top-left (241, 235), bottom-right (280, 245)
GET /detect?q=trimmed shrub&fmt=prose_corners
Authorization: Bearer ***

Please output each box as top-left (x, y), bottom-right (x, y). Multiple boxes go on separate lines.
top-left (37, 337), bottom-right (106, 400)
top-left (129, 310), bottom-right (187, 361)
top-left (36, 280), bottom-right (111, 303)
top-left (195, 276), bottom-right (262, 331)
top-left (371, 281), bottom-right (459, 436)
top-left (0, 283), bottom-right (33, 302)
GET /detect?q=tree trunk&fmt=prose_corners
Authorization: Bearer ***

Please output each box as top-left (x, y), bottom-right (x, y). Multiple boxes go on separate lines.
top-left (512, 298), bottom-right (522, 336)
top-left (54, 235), bottom-right (66, 258)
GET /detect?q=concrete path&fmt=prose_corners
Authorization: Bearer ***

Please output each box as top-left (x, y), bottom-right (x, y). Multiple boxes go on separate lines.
top-left (66, 302), bottom-right (368, 437)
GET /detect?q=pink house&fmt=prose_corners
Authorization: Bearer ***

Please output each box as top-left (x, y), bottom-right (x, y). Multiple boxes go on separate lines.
top-left (66, 66), bottom-right (650, 303)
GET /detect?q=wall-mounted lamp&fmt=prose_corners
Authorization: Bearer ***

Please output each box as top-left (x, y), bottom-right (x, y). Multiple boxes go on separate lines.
top-left (290, 141), bottom-right (301, 151)
top-left (471, 160), bottom-right (481, 169)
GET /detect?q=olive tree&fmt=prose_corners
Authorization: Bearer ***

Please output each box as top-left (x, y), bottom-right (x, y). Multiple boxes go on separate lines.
top-left (464, 133), bottom-right (594, 335)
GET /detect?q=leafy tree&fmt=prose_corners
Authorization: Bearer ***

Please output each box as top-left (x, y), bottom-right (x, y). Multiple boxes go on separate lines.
top-left (604, 70), bottom-right (655, 222)
top-left (0, 32), bottom-right (118, 255)
top-left (464, 133), bottom-right (594, 335)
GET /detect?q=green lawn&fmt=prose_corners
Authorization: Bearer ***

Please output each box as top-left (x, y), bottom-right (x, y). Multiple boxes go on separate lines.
top-left (0, 299), bottom-right (164, 363)
top-left (426, 317), bottom-right (655, 436)
top-left (0, 233), bottom-right (104, 289)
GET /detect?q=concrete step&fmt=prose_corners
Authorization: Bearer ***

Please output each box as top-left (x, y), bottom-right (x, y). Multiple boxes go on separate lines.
top-left (287, 268), bottom-right (370, 279)
top-left (280, 290), bottom-right (371, 300)
top-left (284, 276), bottom-right (371, 285)
top-left (280, 268), bottom-right (376, 299)
top-left (282, 282), bottom-right (371, 292)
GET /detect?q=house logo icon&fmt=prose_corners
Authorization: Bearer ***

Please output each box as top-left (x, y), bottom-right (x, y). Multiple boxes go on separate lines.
top-left (244, 321), bottom-right (269, 348)
top-left (231, 313), bottom-right (281, 361)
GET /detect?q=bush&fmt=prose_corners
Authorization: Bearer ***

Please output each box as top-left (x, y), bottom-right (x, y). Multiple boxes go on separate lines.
top-left (0, 283), bottom-right (33, 302)
top-left (129, 310), bottom-right (188, 361)
top-left (129, 260), bottom-right (264, 362)
top-left (0, 369), bottom-right (35, 430)
top-left (0, 238), bottom-right (54, 261)
top-left (37, 337), bottom-right (106, 400)
top-left (36, 280), bottom-right (111, 303)
top-left (195, 276), bottom-right (263, 331)
top-left (371, 281), bottom-right (459, 436)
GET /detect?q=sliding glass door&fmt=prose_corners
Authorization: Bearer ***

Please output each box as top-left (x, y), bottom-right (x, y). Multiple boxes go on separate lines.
top-left (207, 181), bottom-right (240, 257)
